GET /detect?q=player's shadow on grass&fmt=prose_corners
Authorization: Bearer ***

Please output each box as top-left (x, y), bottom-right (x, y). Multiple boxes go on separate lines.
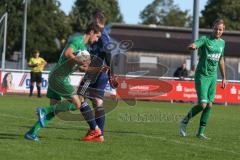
top-left (0, 132), bottom-right (22, 140)
top-left (106, 130), bottom-right (165, 137)
top-left (106, 130), bottom-right (140, 135)
top-left (21, 125), bottom-right (162, 136)
top-left (20, 125), bottom-right (86, 132)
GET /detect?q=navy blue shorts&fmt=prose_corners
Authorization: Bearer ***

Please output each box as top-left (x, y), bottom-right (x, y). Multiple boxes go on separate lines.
top-left (78, 72), bottom-right (108, 99)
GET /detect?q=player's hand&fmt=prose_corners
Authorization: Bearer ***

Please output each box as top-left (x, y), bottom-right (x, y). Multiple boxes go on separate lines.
top-left (221, 79), bottom-right (227, 89)
top-left (79, 64), bottom-right (89, 72)
top-left (109, 75), bottom-right (119, 89)
top-left (32, 63), bottom-right (38, 67)
top-left (188, 43), bottom-right (197, 50)
top-left (100, 65), bottom-right (110, 73)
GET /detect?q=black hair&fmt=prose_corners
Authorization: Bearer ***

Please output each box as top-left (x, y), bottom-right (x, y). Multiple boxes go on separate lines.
top-left (85, 22), bottom-right (102, 34)
top-left (91, 9), bottom-right (106, 25)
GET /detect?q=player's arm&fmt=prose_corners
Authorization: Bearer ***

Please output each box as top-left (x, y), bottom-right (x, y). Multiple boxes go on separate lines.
top-left (188, 36), bottom-right (206, 51)
top-left (79, 65), bottom-right (89, 72)
top-left (219, 56), bottom-right (226, 89)
top-left (104, 48), bottom-right (119, 88)
top-left (188, 43), bottom-right (198, 50)
top-left (101, 31), bottom-right (118, 87)
top-left (42, 58), bottom-right (47, 66)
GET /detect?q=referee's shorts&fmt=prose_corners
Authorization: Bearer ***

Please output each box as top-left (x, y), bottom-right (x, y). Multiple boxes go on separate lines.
top-left (30, 72), bottom-right (42, 83)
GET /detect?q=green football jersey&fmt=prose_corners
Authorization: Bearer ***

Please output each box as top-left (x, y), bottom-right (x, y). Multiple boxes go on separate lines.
top-left (194, 35), bottom-right (225, 77)
top-left (50, 35), bottom-right (87, 77)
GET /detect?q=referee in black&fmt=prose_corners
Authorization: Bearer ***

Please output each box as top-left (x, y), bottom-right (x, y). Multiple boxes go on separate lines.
top-left (28, 50), bottom-right (47, 97)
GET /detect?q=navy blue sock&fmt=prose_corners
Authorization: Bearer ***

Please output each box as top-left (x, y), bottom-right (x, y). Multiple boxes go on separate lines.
top-left (80, 102), bottom-right (97, 130)
top-left (36, 85), bottom-right (41, 97)
top-left (95, 106), bottom-right (105, 135)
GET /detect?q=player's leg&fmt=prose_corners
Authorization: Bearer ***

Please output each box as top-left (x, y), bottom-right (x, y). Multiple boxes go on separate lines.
top-left (80, 100), bottom-right (102, 141)
top-left (25, 97), bottom-right (59, 141)
top-left (37, 95), bottom-right (79, 128)
top-left (36, 72), bottom-right (42, 97)
top-left (197, 102), bottom-right (212, 139)
top-left (25, 94), bottom-right (81, 141)
top-left (197, 77), bottom-right (216, 139)
top-left (77, 81), bottom-right (102, 141)
top-left (79, 98), bottom-right (98, 130)
top-left (25, 84), bottom-right (63, 141)
top-left (180, 76), bottom-right (208, 136)
top-left (29, 72), bottom-right (35, 97)
top-left (87, 73), bottom-right (108, 142)
top-left (94, 73), bottom-right (107, 130)
top-left (91, 97), bottom-right (105, 142)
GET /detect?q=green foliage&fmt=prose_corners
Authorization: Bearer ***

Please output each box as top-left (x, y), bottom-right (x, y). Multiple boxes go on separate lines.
top-left (200, 0), bottom-right (240, 30)
top-left (69, 0), bottom-right (123, 32)
top-left (0, 0), bottom-right (72, 62)
top-left (0, 0), bottom-right (23, 59)
top-left (140, 0), bottom-right (191, 27)
top-left (27, 0), bottom-right (72, 62)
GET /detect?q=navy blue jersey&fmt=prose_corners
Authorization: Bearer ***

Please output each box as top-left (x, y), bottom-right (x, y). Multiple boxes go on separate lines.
top-left (78, 26), bottom-right (113, 98)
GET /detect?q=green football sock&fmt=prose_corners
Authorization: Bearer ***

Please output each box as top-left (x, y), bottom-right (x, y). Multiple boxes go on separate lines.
top-left (182, 104), bottom-right (203, 124)
top-left (43, 100), bottom-right (77, 115)
top-left (198, 106), bottom-right (212, 135)
top-left (43, 106), bottom-right (55, 114)
top-left (28, 112), bottom-right (55, 135)
top-left (54, 100), bottom-right (77, 114)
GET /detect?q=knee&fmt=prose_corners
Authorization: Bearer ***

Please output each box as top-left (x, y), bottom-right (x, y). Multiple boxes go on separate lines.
top-left (76, 104), bottom-right (81, 109)
top-left (201, 103), bottom-right (207, 109)
top-left (207, 103), bottom-right (213, 107)
top-left (71, 97), bottom-right (81, 109)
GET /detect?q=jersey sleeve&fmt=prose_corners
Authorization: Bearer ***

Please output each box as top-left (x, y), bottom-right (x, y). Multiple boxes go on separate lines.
top-left (40, 58), bottom-right (46, 64)
top-left (101, 31), bottom-right (110, 48)
top-left (28, 58), bottom-right (34, 65)
top-left (194, 36), bottom-right (206, 48)
top-left (102, 28), bottom-right (111, 66)
top-left (68, 40), bottom-right (79, 53)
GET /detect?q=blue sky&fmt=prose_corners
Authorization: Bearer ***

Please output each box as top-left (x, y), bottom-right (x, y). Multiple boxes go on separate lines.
top-left (58, 0), bottom-right (208, 24)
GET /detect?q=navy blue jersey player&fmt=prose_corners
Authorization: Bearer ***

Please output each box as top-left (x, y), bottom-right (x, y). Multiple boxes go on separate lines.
top-left (78, 10), bottom-right (118, 142)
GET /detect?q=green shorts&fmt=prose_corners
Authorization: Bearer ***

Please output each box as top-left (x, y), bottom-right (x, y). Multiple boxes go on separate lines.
top-left (46, 76), bottom-right (75, 100)
top-left (195, 75), bottom-right (217, 104)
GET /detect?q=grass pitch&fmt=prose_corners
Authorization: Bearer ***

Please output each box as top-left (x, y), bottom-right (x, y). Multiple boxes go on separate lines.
top-left (0, 95), bottom-right (239, 160)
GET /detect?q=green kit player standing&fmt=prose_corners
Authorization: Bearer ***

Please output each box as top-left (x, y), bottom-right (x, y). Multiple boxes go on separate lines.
top-left (24, 23), bottom-right (102, 141)
top-left (180, 19), bottom-right (226, 139)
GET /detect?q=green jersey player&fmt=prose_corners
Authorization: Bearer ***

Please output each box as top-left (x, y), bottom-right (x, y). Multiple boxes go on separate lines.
top-left (24, 23), bottom-right (102, 141)
top-left (180, 19), bottom-right (226, 139)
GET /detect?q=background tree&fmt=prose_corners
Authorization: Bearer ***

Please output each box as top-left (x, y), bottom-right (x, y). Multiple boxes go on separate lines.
top-left (140, 0), bottom-right (191, 27)
top-left (0, 0), bottom-right (71, 63)
top-left (27, 0), bottom-right (72, 62)
top-left (200, 0), bottom-right (240, 30)
top-left (69, 0), bottom-right (123, 32)
top-left (0, 0), bottom-right (23, 60)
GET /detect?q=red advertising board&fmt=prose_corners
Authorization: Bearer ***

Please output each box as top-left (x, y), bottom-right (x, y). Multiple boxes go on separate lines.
top-left (116, 77), bottom-right (240, 104)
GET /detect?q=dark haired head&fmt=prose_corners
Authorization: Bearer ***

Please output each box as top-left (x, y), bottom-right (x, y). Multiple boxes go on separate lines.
top-left (85, 22), bottom-right (102, 34)
top-left (91, 9), bottom-right (106, 26)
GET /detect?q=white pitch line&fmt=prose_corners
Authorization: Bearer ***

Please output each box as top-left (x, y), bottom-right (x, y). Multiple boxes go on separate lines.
top-left (113, 132), bottom-right (240, 156)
